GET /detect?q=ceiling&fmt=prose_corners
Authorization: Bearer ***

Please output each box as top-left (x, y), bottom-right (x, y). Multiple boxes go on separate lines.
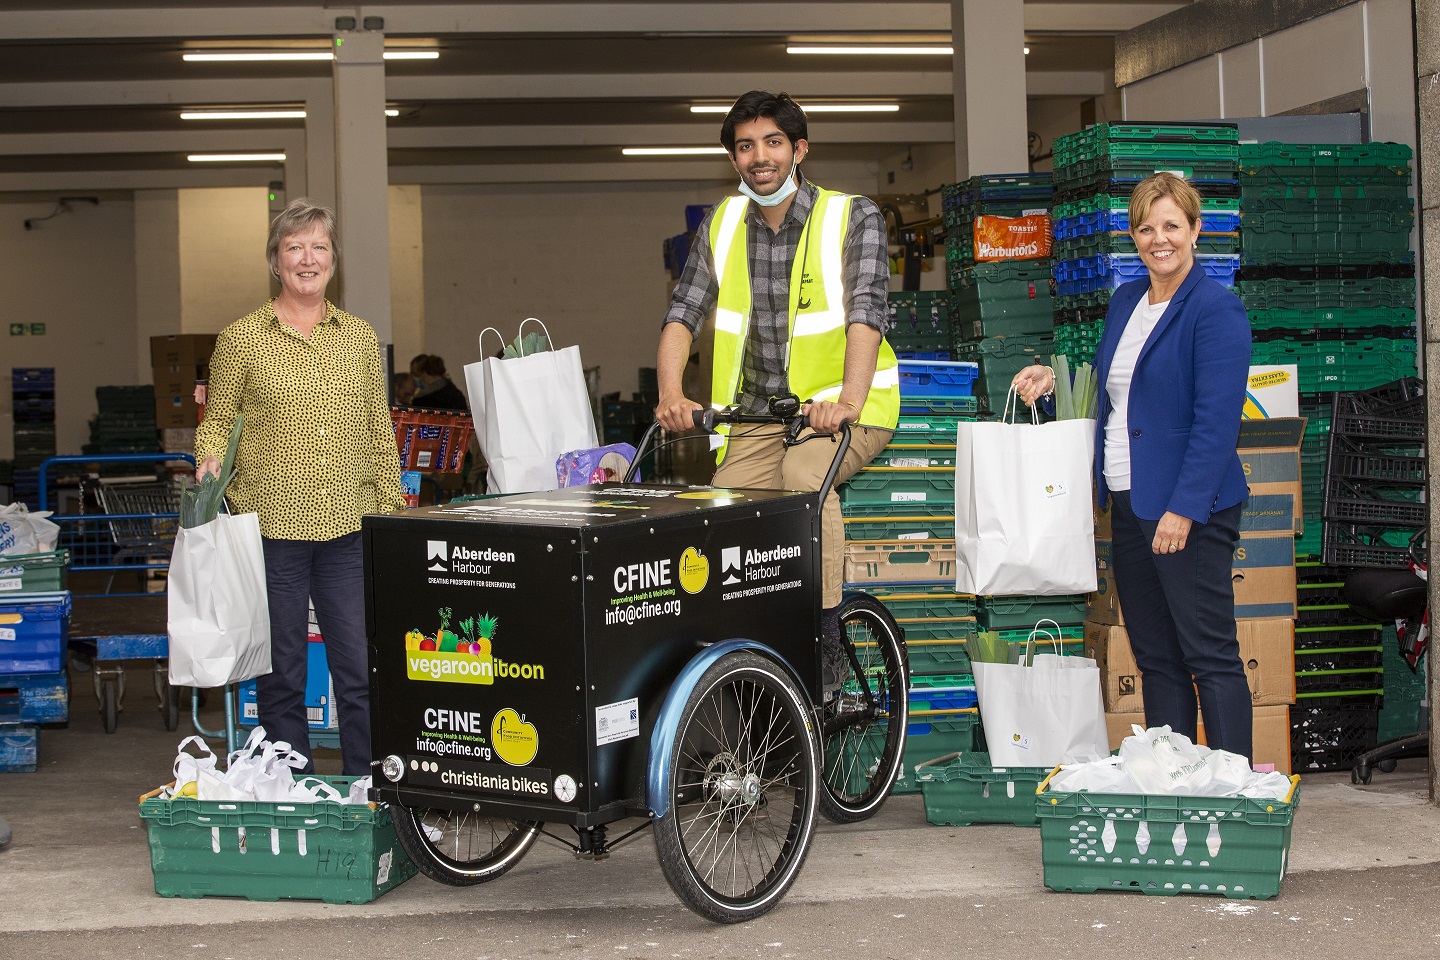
top-left (0, 1), bottom-right (1191, 192)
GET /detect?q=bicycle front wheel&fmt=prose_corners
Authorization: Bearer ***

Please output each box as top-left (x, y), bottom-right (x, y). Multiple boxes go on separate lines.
top-left (817, 593), bottom-right (908, 823)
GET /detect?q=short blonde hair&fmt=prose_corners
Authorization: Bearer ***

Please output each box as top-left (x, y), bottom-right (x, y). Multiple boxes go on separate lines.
top-left (1128, 172), bottom-right (1202, 231)
top-left (265, 198), bottom-right (338, 277)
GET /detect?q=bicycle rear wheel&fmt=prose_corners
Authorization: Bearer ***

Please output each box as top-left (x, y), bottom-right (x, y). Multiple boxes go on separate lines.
top-left (392, 803), bottom-right (540, 886)
top-left (817, 593), bottom-right (908, 823)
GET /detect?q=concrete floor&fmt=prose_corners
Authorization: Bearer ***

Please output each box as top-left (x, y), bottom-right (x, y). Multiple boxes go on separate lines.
top-left (2, 663), bottom-right (1438, 959)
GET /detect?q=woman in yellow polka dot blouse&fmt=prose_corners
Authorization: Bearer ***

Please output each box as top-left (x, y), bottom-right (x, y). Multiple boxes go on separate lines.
top-left (195, 197), bottom-right (404, 775)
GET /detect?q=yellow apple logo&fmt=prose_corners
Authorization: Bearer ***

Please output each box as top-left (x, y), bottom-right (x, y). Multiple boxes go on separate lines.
top-left (678, 546), bottom-right (709, 594)
top-left (491, 708), bottom-right (539, 766)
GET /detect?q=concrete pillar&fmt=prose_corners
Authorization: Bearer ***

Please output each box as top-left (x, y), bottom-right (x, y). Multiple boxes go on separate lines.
top-left (951, 0), bottom-right (1030, 180)
top-left (332, 29), bottom-right (392, 347)
top-left (304, 82), bottom-right (336, 210)
top-left (132, 189), bottom-right (181, 383)
top-left (1415, 0), bottom-right (1439, 802)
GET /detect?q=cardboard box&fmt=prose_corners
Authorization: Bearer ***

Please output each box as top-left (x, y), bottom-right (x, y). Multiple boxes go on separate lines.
top-left (151, 335), bottom-right (217, 428)
top-left (1237, 417), bottom-right (1306, 535)
top-left (1084, 618), bottom-right (1296, 714)
top-left (1088, 532), bottom-right (1297, 623)
top-left (1102, 705), bottom-right (1292, 774)
top-left (150, 334), bottom-right (217, 370)
top-left (237, 635), bottom-right (337, 730)
top-left (161, 426), bottom-right (196, 454)
top-left (1233, 532), bottom-right (1297, 619)
top-left (1243, 365), bottom-right (1300, 419)
top-left (1088, 538), bottom-right (1123, 625)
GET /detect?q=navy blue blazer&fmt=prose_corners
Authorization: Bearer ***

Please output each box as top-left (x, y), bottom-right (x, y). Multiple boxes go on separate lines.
top-left (1093, 264), bottom-right (1251, 523)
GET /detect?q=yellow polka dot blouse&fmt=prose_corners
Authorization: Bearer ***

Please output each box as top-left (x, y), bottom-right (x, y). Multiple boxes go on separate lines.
top-left (195, 299), bottom-right (405, 541)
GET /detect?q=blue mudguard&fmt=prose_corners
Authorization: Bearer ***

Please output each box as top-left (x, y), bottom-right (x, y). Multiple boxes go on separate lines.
top-left (645, 638), bottom-right (807, 819)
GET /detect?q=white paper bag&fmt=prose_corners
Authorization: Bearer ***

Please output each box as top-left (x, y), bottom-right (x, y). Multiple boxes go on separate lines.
top-left (954, 393), bottom-right (1097, 595)
top-left (971, 622), bottom-right (1110, 767)
top-left (464, 319), bottom-right (599, 494)
top-left (167, 511), bottom-right (272, 688)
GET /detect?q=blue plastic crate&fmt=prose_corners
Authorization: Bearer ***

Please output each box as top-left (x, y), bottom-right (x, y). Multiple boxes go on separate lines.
top-left (1057, 209), bottom-right (1241, 239)
top-left (0, 593), bottom-right (70, 677)
top-left (1054, 254), bottom-right (1239, 296)
top-left (898, 360), bottom-right (979, 398)
top-left (0, 723), bottom-right (38, 773)
top-left (0, 672), bottom-right (68, 724)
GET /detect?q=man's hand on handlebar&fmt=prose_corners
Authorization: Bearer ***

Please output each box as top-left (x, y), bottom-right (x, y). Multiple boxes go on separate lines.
top-left (802, 399), bottom-right (855, 436)
top-left (655, 393), bottom-right (704, 433)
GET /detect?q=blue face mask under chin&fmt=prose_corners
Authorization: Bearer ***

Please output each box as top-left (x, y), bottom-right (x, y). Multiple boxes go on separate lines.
top-left (738, 159), bottom-right (799, 207)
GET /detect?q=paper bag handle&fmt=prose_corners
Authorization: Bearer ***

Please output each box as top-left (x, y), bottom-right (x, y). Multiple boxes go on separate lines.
top-left (1001, 384), bottom-right (1042, 426)
top-left (478, 327), bottom-right (504, 358)
top-left (517, 317), bottom-right (555, 355)
top-left (1023, 618), bottom-right (1064, 665)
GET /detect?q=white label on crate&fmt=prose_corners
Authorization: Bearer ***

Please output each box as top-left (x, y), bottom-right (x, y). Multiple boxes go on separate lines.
top-left (898, 532), bottom-right (932, 541)
top-left (0, 577), bottom-right (20, 592)
top-left (0, 628), bottom-right (14, 642)
top-left (891, 492), bottom-right (926, 502)
top-left (377, 849), bottom-right (393, 885)
top-left (595, 697), bottom-right (640, 746)
top-left (890, 457), bottom-right (929, 469)
top-left (417, 450), bottom-right (434, 468)
top-left (898, 422), bottom-right (930, 431)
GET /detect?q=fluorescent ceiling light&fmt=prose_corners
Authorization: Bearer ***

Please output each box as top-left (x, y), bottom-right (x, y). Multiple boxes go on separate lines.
top-left (182, 108), bottom-right (401, 119)
top-left (183, 51), bottom-right (438, 62)
top-left (184, 52), bottom-right (332, 62)
top-left (787, 45), bottom-right (952, 55)
top-left (1024, 46), bottom-right (1031, 55)
top-left (623, 147), bottom-right (728, 156)
top-left (188, 153), bottom-right (287, 162)
top-left (690, 103), bottom-right (899, 114)
top-left (181, 109), bottom-right (306, 120)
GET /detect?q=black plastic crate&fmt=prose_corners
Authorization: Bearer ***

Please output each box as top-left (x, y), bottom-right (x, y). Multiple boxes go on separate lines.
top-left (1322, 522), bottom-right (1420, 569)
top-left (1235, 261), bottom-right (1415, 283)
top-left (1293, 624), bottom-right (1383, 651)
top-left (1331, 411), bottom-right (1426, 443)
top-left (1289, 696), bottom-right (1382, 772)
top-left (1322, 476), bottom-right (1428, 528)
top-left (1327, 435), bottom-right (1426, 485)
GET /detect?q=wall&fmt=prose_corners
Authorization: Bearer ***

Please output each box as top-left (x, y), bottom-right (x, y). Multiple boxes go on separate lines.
top-left (389, 183), bottom-right (425, 374)
top-left (419, 162), bottom-right (878, 402)
top-left (1119, 0), bottom-right (1417, 147)
top-left (177, 186), bottom-right (271, 333)
top-left (0, 195), bottom-right (138, 459)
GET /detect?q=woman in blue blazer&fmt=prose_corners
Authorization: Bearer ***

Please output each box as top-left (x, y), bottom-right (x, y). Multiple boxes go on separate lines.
top-left (1014, 173), bottom-right (1253, 759)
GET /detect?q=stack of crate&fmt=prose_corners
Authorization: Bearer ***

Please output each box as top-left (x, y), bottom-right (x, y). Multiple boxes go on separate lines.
top-left (11, 368), bottom-right (57, 508)
top-left (840, 356), bottom-right (981, 793)
top-left (1239, 142), bottom-right (1418, 559)
top-left (85, 385), bottom-right (160, 455)
top-left (941, 174), bottom-right (1055, 414)
top-left (0, 552), bottom-right (71, 773)
top-left (1049, 123), bottom-right (1241, 369)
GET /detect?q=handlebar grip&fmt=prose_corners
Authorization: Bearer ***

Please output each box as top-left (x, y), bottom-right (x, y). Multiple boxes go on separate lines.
top-left (692, 408), bottom-right (717, 432)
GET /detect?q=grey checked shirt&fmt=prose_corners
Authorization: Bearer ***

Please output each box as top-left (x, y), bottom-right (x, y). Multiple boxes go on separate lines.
top-left (663, 176), bottom-right (890, 415)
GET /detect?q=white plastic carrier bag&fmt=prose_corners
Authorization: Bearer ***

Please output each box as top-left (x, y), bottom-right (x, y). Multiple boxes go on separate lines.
top-left (954, 388), bottom-right (1097, 595)
top-left (167, 510), bottom-right (272, 688)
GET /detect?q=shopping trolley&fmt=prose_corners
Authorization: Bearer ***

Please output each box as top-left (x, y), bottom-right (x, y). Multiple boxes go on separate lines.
top-left (40, 453), bottom-right (200, 733)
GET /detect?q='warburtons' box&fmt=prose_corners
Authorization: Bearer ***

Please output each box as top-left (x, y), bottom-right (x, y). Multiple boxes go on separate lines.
top-left (1088, 531), bottom-right (1297, 624)
top-left (1084, 618), bottom-right (1296, 714)
top-left (1103, 705), bottom-right (1292, 774)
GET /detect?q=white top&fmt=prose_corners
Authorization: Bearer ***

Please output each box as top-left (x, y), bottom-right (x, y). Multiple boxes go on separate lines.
top-left (1103, 295), bottom-right (1171, 492)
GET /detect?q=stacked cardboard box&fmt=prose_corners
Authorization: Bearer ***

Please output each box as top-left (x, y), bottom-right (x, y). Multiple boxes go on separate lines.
top-left (150, 335), bottom-right (217, 429)
top-left (1083, 418), bottom-right (1304, 772)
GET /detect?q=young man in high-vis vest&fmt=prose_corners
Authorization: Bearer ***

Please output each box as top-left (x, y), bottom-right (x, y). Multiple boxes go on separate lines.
top-left (655, 90), bottom-right (899, 686)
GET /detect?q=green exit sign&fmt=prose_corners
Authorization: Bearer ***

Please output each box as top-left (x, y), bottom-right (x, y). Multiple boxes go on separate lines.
top-left (28, 323), bottom-right (45, 335)
top-left (8, 323), bottom-right (23, 336)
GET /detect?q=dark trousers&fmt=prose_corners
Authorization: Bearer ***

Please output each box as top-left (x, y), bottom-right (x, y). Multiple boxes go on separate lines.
top-left (258, 532), bottom-right (371, 775)
top-left (1109, 490), bottom-right (1253, 760)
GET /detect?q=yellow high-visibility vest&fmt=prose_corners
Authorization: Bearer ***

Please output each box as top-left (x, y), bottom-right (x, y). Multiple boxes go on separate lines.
top-left (707, 187), bottom-right (899, 462)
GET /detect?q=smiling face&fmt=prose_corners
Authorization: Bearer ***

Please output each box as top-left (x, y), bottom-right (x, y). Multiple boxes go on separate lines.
top-left (1132, 195), bottom-right (1202, 287)
top-left (728, 117), bottom-right (808, 196)
top-left (274, 221), bottom-right (335, 300)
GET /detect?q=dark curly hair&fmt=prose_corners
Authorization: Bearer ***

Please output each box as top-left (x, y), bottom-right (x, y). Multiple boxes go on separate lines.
top-left (720, 91), bottom-right (808, 154)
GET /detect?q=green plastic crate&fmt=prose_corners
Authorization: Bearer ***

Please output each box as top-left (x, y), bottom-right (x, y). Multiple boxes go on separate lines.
top-left (892, 708), bottom-right (979, 794)
top-left (840, 468), bottom-right (955, 507)
top-left (952, 334), bottom-right (1055, 415)
top-left (916, 751), bottom-right (1050, 826)
top-left (899, 616), bottom-right (979, 642)
top-left (869, 445), bottom-right (956, 469)
top-left (887, 292), bottom-right (952, 353)
top-left (905, 637), bottom-right (974, 676)
top-left (1249, 338), bottom-right (1417, 393)
top-left (1056, 232), bottom-right (1239, 259)
top-left (977, 594), bottom-right (1090, 630)
top-left (1247, 308), bottom-right (1415, 332)
top-left (873, 589), bottom-right (976, 621)
top-left (1036, 775), bottom-right (1301, 899)
top-left (843, 515), bottom-right (955, 541)
top-left (0, 551), bottom-right (69, 597)
top-left (891, 414), bottom-right (965, 445)
top-left (138, 776), bottom-right (418, 904)
top-left (1240, 141), bottom-right (1411, 168)
top-left (1054, 194), bottom-right (1238, 221)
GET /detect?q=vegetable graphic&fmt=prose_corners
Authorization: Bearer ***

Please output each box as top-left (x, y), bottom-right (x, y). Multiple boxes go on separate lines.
top-left (474, 613), bottom-right (497, 657)
top-left (404, 629), bottom-right (425, 652)
top-left (435, 607), bottom-right (460, 653)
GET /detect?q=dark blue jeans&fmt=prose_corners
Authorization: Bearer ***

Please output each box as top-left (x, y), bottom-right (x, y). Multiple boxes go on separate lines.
top-left (258, 532), bottom-right (371, 775)
top-left (1109, 490), bottom-right (1252, 760)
